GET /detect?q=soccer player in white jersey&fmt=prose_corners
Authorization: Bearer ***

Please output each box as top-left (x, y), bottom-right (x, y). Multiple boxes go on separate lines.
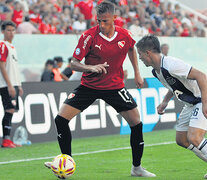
top-left (136, 35), bottom-right (207, 178)
top-left (0, 21), bottom-right (23, 148)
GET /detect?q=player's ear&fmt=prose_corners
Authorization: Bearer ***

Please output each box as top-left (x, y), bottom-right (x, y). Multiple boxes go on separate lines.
top-left (146, 50), bottom-right (152, 56)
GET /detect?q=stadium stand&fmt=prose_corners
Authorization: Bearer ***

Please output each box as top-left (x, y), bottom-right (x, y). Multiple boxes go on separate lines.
top-left (0, 0), bottom-right (206, 36)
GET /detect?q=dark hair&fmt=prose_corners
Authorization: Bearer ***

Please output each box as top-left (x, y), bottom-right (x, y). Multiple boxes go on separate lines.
top-left (5, 0), bottom-right (13, 4)
top-left (136, 35), bottom-right (161, 53)
top-left (24, 16), bottom-right (30, 22)
top-left (96, 1), bottom-right (115, 15)
top-left (1, 21), bottom-right (16, 31)
top-left (54, 56), bottom-right (64, 62)
top-left (68, 57), bottom-right (73, 63)
top-left (45, 59), bottom-right (54, 66)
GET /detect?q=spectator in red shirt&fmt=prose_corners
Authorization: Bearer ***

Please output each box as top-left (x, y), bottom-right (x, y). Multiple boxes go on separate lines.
top-left (119, 0), bottom-right (128, 6)
top-left (38, 13), bottom-right (51, 34)
top-left (12, 1), bottom-right (23, 26)
top-left (49, 17), bottom-right (58, 34)
top-left (114, 9), bottom-right (127, 28)
top-left (74, 0), bottom-right (93, 29)
top-left (152, 0), bottom-right (160, 7)
top-left (29, 5), bottom-right (42, 25)
top-left (180, 22), bottom-right (190, 37)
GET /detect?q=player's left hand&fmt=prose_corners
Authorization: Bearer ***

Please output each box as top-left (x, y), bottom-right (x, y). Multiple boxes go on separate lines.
top-left (134, 75), bottom-right (144, 88)
top-left (19, 86), bottom-right (23, 96)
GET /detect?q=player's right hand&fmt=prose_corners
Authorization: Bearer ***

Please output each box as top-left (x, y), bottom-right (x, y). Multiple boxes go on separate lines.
top-left (90, 62), bottom-right (109, 74)
top-left (157, 101), bottom-right (168, 115)
top-left (8, 86), bottom-right (16, 98)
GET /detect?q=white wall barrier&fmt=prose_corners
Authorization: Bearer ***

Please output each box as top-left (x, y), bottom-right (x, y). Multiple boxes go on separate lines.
top-left (0, 79), bottom-right (182, 143)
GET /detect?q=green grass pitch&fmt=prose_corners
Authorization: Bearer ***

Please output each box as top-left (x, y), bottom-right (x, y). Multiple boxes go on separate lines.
top-left (0, 129), bottom-right (206, 180)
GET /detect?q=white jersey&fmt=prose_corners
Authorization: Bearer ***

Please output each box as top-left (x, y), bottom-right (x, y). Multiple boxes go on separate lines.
top-left (0, 40), bottom-right (21, 88)
top-left (152, 56), bottom-right (201, 105)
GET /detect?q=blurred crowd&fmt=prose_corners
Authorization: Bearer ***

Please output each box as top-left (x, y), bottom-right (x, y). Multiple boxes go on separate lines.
top-left (0, 0), bottom-right (207, 36)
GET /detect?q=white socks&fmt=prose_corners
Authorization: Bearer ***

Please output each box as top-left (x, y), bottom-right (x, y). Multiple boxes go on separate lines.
top-left (187, 139), bottom-right (207, 162)
top-left (198, 139), bottom-right (207, 155)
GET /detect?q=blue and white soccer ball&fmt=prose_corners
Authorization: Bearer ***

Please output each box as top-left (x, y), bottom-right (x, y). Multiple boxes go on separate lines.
top-left (51, 154), bottom-right (76, 179)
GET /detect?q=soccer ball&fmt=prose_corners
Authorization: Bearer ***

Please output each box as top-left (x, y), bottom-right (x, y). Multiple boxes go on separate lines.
top-left (51, 154), bottom-right (76, 179)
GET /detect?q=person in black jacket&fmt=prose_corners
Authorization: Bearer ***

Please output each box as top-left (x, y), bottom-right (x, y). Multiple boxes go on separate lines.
top-left (41, 59), bottom-right (54, 81)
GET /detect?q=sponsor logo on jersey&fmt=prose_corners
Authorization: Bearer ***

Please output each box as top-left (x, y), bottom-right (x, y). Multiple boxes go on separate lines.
top-left (68, 93), bottom-right (75, 99)
top-left (95, 44), bottom-right (102, 50)
top-left (75, 48), bottom-right (80, 55)
top-left (118, 41), bottom-right (125, 49)
top-left (83, 35), bottom-right (91, 49)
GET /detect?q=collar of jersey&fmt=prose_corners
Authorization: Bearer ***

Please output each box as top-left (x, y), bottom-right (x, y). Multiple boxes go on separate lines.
top-left (99, 31), bottom-right (118, 42)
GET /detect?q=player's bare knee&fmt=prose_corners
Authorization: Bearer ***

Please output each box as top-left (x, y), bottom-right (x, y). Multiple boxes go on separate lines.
top-left (187, 134), bottom-right (200, 147)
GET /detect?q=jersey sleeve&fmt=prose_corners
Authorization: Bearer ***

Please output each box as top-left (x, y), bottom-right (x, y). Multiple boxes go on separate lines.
top-left (73, 32), bottom-right (93, 61)
top-left (126, 29), bottom-right (136, 48)
top-left (167, 58), bottom-right (192, 78)
top-left (0, 42), bottom-right (8, 62)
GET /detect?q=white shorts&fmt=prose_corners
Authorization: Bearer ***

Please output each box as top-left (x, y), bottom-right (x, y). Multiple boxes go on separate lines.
top-left (176, 103), bottom-right (207, 131)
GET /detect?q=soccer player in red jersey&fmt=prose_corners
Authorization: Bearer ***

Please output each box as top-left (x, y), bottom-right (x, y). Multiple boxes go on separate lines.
top-left (45, 1), bottom-right (156, 177)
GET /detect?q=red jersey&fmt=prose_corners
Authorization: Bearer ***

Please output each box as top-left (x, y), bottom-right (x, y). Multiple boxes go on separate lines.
top-left (38, 23), bottom-right (50, 34)
top-left (73, 25), bottom-right (135, 90)
top-left (29, 13), bottom-right (42, 24)
top-left (49, 25), bottom-right (57, 34)
top-left (12, 9), bottom-right (23, 26)
top-left (114, 17), bottom-right (127, 28)
top-left (119, 0), bottom-right (128, 6)
top-left (76, 0), bottom-right (93, 20)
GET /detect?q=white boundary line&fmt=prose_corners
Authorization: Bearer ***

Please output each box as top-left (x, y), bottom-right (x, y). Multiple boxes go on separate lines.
top-left (0, 141), bottom-right (175, 165)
